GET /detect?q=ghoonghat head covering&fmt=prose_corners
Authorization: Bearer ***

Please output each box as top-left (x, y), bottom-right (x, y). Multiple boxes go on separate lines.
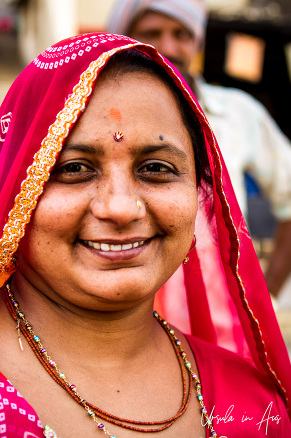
top-left (107, 0), bottom-right (207, 47)
top-left (0, 32), bottom-right (290, 420)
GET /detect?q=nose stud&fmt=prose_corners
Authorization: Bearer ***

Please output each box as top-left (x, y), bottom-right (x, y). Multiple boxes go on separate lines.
top-left (137, 200), bottom-right (142, 209)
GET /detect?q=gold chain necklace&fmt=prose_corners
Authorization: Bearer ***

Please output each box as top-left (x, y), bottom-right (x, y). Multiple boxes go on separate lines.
top-left (2, 283), bottom-right (225, 438)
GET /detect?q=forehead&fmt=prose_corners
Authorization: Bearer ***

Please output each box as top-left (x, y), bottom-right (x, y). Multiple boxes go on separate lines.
top-left (80, 71), bottom-right (181, 122)
top-left (66, 71), bottom-right (194, 157)
top-left (131, 11), bottom-right (192, 35)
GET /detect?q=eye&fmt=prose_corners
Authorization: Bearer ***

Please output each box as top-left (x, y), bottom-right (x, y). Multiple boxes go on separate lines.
top-left (175, 29), bottom-right (192, 42)
top-left (138, 30), bottom-right (160, 41)
top-left (60, 162), bottom-right (88, 173)
top-left (138, 160), bottom-right (179, 183)
top-left (142, 163), bottom-right (170, 173)
top-left (50, 161), bottom-right (96, 183)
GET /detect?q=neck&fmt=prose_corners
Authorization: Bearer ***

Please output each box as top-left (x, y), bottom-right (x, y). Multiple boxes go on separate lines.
top-left (9, 273), bottom-right (159, 365)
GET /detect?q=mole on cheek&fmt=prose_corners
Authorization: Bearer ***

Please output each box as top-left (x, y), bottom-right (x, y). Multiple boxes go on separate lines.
top-left (159, 134), bottom-right (164, 141)
top-left (109, 108), bottom-right (122, 121)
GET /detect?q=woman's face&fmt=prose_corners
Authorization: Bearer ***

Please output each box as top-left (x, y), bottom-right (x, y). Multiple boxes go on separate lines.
top-left (18, 70), bottom-right (198, 311)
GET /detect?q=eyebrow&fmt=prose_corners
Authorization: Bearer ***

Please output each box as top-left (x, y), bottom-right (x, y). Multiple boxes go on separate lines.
top-left (61, 143), bottom-right (188, 161)
top-left (132, 144), bottom-right (188, 161)
top-left (61, 144), bottom-right (105, 156)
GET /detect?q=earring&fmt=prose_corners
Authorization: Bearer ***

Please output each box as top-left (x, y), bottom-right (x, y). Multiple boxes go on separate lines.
top-left (137, 200), bottom-right (142, 209)
top-left (183, 234), bottom-right (197, 264)
top-left (5, 255), bottom-right (18, 274)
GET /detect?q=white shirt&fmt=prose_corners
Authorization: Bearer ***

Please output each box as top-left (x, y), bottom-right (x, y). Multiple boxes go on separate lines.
top-left (199, 81), bottom-right (291, 220)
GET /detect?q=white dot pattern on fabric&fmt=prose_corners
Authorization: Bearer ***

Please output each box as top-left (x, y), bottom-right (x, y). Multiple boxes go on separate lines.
top-left (6, 387), bottom-right (14, 393)
top-left (0, 376), bottom-right (44, 435)
top-left (33, 33), bottom-right (136, 69)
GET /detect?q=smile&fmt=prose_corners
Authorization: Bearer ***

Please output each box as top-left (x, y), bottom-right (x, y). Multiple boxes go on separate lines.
top-left (83, 240), bottom-right (145, 252)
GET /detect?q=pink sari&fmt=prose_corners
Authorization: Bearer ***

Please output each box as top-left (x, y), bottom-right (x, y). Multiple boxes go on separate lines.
top-left (0, 33), bottom-right (290, 435)
top-left (0, 372), bottom-right (44, 437)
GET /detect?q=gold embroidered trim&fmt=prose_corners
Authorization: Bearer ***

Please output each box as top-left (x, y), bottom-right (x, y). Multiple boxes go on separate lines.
top-left (0, 43), bottom-right (137, 279)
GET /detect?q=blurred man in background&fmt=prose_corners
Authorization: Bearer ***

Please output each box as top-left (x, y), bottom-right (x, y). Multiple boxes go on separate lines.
top-left (107, 0), bottom-right (291, 299)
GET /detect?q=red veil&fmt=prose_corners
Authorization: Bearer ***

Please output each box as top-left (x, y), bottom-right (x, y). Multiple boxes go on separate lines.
top-left (0, 33), bottom-right (290, 415)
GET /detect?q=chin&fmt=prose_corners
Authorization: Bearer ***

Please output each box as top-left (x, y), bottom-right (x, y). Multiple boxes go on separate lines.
top-left (74, 274), bottom-right (156, 306)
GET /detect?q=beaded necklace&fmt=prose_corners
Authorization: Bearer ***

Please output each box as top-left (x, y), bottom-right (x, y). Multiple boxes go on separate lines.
top-left (2, 283), bottom-right (224, 438)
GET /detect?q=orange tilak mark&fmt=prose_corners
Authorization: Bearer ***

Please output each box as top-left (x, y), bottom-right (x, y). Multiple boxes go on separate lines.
top-left (109, 107), bottom-right (122, 121)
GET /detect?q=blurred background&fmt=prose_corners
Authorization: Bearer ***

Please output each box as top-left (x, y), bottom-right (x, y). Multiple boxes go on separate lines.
top-left (0, 0), bottom-right (290, 352)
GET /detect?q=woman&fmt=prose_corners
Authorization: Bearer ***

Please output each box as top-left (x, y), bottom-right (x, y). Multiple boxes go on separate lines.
top-left (0, 33), bottom-right (290, 437)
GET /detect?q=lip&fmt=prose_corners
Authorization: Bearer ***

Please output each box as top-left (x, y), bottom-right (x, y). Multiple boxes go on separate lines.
top-left (78, 238), bottom-right (152, 261)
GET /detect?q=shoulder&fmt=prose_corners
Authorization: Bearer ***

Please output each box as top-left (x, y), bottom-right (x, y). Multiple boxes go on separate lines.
top-left (186, 335), bottom-right (269, 386)
top-left (200, 82), bottom-right (267, 117)
top-left (186, 334), bottom-right (279, 391)
top-left (200, 81), bottom-right (262, 106)
top-left (185, 335), bottom-right (291, 437)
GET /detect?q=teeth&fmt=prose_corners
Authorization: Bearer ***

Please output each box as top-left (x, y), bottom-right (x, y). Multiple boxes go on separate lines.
top-left (87, 241), bottom-right (101, 250)
top-left (121, 243), bottom-right (132, 250)
top-left (110, 244), bottom-right (121, 251)
top-left (84, 240), bottom-right (145, 252)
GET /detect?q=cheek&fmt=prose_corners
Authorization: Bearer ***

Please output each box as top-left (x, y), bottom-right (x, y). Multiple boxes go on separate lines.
top-left (18, 191), bottom-right (84, 272)
top-left (171, 197), bottom-right (197, 238)
top-left (35, 200), bottom-right (75, 236)
top-left (156, 187), bottom-right (197, 272)
top-left (181, 41), bottom-right (196, 59)
top-left (25, 189), bottom-right (87, 244)
top-left (151, 185), bottom-right (198, 237)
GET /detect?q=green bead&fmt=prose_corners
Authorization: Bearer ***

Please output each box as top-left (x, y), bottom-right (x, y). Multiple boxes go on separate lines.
top-left (59, 373), bottom-right (65, 379)
top-left (88, 410), bottom-right (94, 416)
top-left (185, 361), bottom-right (191, 368)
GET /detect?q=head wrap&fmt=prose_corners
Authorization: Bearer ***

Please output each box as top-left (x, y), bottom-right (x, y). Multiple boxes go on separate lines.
top-left (107, 0), bottom-right (207, 47)
top-left (0, 32), bottom-right (290, 417)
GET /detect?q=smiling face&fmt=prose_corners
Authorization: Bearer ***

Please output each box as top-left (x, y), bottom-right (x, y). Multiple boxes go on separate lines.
top-left (17, 70), bottom-right (198, 312)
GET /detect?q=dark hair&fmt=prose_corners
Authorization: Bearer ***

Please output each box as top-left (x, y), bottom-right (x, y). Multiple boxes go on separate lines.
top-left (98, 48), bottom-right (213, 194)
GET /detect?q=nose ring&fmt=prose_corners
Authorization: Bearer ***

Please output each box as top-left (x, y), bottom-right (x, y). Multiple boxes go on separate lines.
top-left (137, 200), bottom-right (142, 209)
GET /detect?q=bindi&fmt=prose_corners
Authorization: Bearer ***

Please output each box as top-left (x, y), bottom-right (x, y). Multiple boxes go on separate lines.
top-left (113, 131), bottom-right (124, 142)
top-left (109, 107), bottom-right (122, 121)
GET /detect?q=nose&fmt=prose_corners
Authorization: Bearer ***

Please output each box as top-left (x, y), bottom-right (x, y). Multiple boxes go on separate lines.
top-left (90, 178), bottom-right (145, 226)
top-left (157, 34), bottom-right (179, 60)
